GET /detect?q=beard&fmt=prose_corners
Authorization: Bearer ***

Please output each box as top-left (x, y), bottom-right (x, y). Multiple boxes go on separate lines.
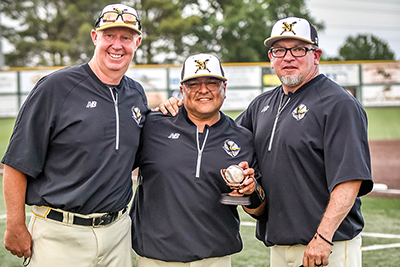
top-left (279, 75), bottom-right (303, 88)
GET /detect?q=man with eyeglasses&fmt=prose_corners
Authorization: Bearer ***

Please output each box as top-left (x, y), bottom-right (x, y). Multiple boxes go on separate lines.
top-left (2, 3), bottom-right (148, 267)
top-left (129, 53), bottom-right (264, 267)
top-left (236, 17), bottom-right (373, 267)
top-left (158, 17), bottom-right (373, 267)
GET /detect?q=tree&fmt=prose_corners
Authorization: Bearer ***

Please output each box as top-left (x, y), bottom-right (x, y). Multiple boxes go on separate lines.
top-left (0, 0), bottom-right (202, 66)
top-left (338, 34), bottom-right (395, 61)
top-left (0, 0), bottom-right (113, 67)
top-left (186, 0), bottom-right (323, 63)
top-left (131, 0), bottom-right (202, 64)
top-left (0, 0), bottom-right (322, 66)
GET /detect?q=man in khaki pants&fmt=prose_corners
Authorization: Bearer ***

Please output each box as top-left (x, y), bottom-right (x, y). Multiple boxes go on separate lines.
top-left (130, 53), bottom-right (264, 267)
top-left (2, 3), bottom-right (148, 266)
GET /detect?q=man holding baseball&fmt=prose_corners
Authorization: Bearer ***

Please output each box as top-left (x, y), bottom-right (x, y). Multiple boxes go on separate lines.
top-left (2, 4), bottom-right (148, 266)
top-left (130, 53), bottom-right (265, 267)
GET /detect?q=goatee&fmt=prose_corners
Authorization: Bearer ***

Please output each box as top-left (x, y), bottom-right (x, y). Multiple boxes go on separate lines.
top-left (279, 75), bottom-right (302, 87)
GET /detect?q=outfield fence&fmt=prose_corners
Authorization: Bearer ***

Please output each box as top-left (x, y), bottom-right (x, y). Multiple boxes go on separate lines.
top-left (0, 60), bottom-right (400, 117)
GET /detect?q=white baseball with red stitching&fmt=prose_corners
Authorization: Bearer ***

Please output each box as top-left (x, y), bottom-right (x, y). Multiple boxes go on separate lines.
top-left (225, 165), bottom-right (244, 183)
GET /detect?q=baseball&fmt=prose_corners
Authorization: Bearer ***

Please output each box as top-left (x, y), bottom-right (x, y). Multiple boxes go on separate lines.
top-left (225, 165), bottom-right (245, 183)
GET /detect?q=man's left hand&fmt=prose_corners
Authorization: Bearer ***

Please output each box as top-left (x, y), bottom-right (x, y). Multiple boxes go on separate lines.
top-left (302, 234), bottom-right (332, 267)
top-left (237, 161), bottom-right (255, 195)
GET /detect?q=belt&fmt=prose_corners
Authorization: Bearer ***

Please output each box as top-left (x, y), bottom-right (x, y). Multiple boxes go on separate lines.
top-left (35, 206), bottom-right (127, 227)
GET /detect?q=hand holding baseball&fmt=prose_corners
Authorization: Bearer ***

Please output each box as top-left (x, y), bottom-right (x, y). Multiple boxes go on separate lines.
top-left (237, 161), bottom-right (256, 195)
top-left (220, 162), bottom-right (255, 195)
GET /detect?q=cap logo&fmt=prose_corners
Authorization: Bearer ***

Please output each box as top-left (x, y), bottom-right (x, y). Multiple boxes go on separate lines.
top-left (114, 7), bottom-right (125, 13)
top-left (281, 21), bottom-right (297, 35)
top-left (195, 59), bottom-right (211, 73)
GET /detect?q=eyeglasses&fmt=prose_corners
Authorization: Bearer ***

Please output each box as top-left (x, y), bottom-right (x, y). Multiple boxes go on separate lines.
top-left (95, 11), bottom-right (141, 30)
top-left (184, 80), bottom-right (223, 92)
top-left (269, 46), bottom-right (317, 58)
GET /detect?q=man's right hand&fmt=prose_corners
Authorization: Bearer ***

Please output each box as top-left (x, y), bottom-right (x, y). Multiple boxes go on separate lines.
top-left (4, 223), bottom-right (32, 258)
top-left (155, 97), bottom-right (183, 116)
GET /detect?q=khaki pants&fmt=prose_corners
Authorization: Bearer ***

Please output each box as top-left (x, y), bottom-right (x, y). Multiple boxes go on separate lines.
top-left (270, 234), bottom-right (362, 267)
top-left (136, 255), bottom-right (231, 267)
top-left (27, 206), bottom-right (132, 267)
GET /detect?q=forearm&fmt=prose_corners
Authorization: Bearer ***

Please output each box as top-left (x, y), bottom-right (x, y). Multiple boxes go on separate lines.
top-left (3, 165), bottom-right (28, 227)
top-left (317, 180), bottom-right (362, 241)
top-left (3, 165), bottom-right (33, 258)
top-left (302, 180), bottom-right (362, 266)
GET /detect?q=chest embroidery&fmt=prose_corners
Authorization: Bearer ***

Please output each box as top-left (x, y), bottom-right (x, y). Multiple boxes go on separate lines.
top-left (223, 139), bottom-right (241, 157)
top-left (292, 104), bottom-right (309, 121)
top-left (131, 106), bottom-right (142, 124)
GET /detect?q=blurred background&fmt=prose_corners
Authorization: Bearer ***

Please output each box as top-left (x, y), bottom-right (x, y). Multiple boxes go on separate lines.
top-left (0, 1), bottom-right (399, 266)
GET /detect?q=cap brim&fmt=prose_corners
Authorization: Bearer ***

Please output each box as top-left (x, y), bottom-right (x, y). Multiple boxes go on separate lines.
top-left (264, 36), bottom-right (315, 47)
top-left (180, 74), bottom-right (227, 84)
top-left (96, 23), bottom-right (142, 35)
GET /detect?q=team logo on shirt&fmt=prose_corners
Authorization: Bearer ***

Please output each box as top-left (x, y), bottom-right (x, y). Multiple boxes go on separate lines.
top-left (223, 139), bottom-right (241, 157)
top-left (292, 104), bottom-right (309, 121)
top-left (131, 106), bottom-right (142, 124)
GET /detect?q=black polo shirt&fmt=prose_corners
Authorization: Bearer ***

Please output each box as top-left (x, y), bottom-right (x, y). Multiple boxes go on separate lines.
top-left (130, 106), bottom-right (258, 262)
top-left (2, 64), bottom-right (150, 214)
top-left (236, 74), bottom-right (373, 246)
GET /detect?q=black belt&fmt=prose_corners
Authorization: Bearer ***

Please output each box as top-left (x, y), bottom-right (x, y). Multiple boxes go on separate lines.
top-left (46, 207), bottom-right (127, 227)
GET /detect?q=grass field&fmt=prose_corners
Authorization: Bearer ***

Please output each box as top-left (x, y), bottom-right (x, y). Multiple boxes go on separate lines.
top-left (1, 182), bottom-right (399, 267)
top-left (0, 107), bottom-right (400, 266)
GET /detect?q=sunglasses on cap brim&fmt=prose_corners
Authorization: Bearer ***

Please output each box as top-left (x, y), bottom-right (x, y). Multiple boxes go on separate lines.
top-left (95, 11), bottom-right (142, 31)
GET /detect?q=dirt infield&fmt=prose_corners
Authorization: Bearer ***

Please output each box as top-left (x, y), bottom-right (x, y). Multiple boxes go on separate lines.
top-left (368, 139), bottom-right (400, 198)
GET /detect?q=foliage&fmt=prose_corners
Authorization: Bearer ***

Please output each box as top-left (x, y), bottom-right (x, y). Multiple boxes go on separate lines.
top-left (184, 0), bottom-right (324, 63)
top-left (338, 34), bottom-right (395, 61)
top-left (131, 0), bottom-right (202, 64)
top-left (1, 0), bottom-right (322, 66)
top-left (0, 0), bottom-right (115, 67)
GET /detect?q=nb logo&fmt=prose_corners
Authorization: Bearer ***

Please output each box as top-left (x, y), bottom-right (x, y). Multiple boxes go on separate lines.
top-left (168, 133), bottom-right (180, 139)
top-left (86, 101), bottom-right (97, 108)
top-left (261, 105), bottom-right (270, 113)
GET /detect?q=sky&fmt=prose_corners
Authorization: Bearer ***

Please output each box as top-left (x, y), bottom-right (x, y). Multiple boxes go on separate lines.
top-left (306, 0), bottom-right (400, 60)
top-left (1, 0), bottom-right (400, 62)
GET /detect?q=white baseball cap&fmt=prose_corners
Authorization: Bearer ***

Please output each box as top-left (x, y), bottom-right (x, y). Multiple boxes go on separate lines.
top-left (180, 53), bottom-right (227, 84)
top-left (94, 4), bottom-right (142, 34)
top-left (264, 17), bottom-right (318, 47)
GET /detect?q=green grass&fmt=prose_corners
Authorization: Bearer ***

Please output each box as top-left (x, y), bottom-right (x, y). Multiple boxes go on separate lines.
top-left (1, 182), bottom-right (399, 267)
top-left (365, 107), bottom-right (400, 140)
top-left (361, 197), bottom-right (400, 235)
top-left (1, 108), bottom-right (400, 266)
top-left (0, 117), bottom-right (15, 160)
